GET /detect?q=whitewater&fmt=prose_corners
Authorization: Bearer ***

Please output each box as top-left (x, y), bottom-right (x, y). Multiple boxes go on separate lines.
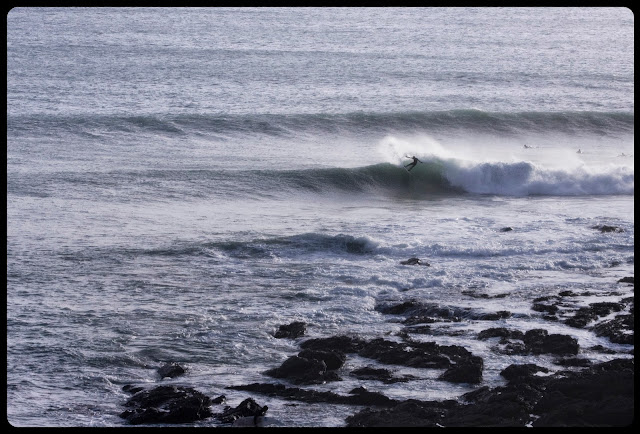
top-left (6, 7), bottom-right (634, 427)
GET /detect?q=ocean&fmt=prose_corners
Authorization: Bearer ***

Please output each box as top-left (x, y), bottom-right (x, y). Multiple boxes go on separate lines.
top-left (6, 7), bottom-right (634, 427)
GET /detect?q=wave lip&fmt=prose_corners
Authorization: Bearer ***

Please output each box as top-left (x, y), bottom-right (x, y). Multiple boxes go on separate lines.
top-left (442, 160), bottom-right (634, 196)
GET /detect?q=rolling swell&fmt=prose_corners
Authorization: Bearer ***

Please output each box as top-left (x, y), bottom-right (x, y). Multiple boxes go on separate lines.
top-left (8, 160), bottom-right (633, 201)
top-left (7, 110), bottom-right (634, 138)
top-left (242, 159), bottom-right (634, 198)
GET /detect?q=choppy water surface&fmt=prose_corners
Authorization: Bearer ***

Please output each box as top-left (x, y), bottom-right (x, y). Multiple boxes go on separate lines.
top-left (7, 7), bottom-right (633, 427)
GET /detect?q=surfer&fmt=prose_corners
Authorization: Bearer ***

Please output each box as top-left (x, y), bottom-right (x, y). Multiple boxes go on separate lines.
top-left (404, 155), bottom-right (422, 172)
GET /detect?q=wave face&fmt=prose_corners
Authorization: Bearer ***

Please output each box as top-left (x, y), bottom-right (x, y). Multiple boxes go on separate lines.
top-left (7, 159), bottom-right (633, 201)
top-left (7, 110), bottom-right (634, 139)
top-left (241, 158), bottom-right (634, 198)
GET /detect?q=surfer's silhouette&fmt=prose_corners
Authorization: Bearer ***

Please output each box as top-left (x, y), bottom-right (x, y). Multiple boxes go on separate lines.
top-left (404, 155), bottom-right (422, 172)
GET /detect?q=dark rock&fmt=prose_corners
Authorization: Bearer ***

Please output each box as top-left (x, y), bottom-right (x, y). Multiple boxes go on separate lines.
top-left (346, 359), bottom-right (634, 427)
top-left (588, 301), bottom-right (623, 316)
top-left (499, 227), bottom-right (513, 232)
top-left (346, 399), bottom-right (457, 427)
top-left (402, 315), bottom-right (437, 325)
top-left (532, 360), bottom-right (634, 426)
top-left (480, 328), bottom-right (578, 356)
top-left (461, 290), bottom-right (509, 299)
top-left (402, 324), bottom-right (433, 335)
top-left (264, 355), bottom-right (341, 385)
top-left (217, 398), bottom-right (268, 424)
top-left (274, 321), bottom-right (307, 339)
top-left (500, 364), bottom-right (549, 383)
top-left (477, 327), bottom-right (524, 341)
top-left (591, 224), bottom-right (624, 233)
top-left (301, 334), bottom-right (483, 384)
top-left (553, 357), bottom-right (592, 367)
top-left (532, 303), bottom-right (559, 315)
top-left (298, 349), bottom-right (346, 370)
top-left (592, 314), bottom-right (634, 344)
top-left (376, 300), bottom-right (512, 323)
top-left (122, 385), bottom-right (145, 395)
top-left (376, 300), bottom-right (423, 315)
top-left (400, 257), bottom-right (430, 265)
top-left (211, 395), bottom-right (226, 405)
top-left (157, 363), bottom-right (186, 379)
top-left (300, 335), bottom-right (367, 354)
top-left (227, 382), bottom-right (399, 407)
top-left (357, 338), bottom-right (452, 370)
top-left (439, 356), bottom-right (483, 384)
top-left (119, 385), bottom-right (213, 425)
top-left (523, 329), bottom-right (579, 355)
top-left (351, 366), bottom-right (416, 384)
top-left (476, 310), bottom-right (511, 320)
top-left (564, 307), bottom-right (599, 328)
top-left (497, 341), bottom-right (528, 355)
top-left (589, 345), bottom-right (618, 354)
top-left (617, 276), bottom-right (634, 284)
top-left (533, 295), bottom-right (557, 303)
top-left (348, 386), bottom-right (398, 406)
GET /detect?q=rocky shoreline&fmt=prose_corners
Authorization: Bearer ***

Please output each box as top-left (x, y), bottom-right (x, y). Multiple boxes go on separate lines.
top-left (118, 275), bottom-right (634, 427)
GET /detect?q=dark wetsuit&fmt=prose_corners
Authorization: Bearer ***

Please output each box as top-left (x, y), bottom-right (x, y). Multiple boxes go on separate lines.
top-left (405, 156), bottom-right (421, 171)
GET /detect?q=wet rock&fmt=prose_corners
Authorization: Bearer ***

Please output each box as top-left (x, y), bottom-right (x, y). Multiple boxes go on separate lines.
top-left (303, 334), bottom-right (482, 381)
top-left (477, 327), bottom-right (524, 341)
top-left (346, 359), bottom-right (634, 427)
top-left (217, 397), bottom-right (268, 424)
top-left (358, 338), bottom-right (452, 370)
top-left (402, 315), bottom-right (437, 325)
top-left (499, 227), bottom-right (513, 232)
top-left (439, 355), bottom-right (483, 384)
top-left (264, 355), bottom-right (341, 385)
top-left (119, 385), bottom-right (213, 425)
top-left (400, 257), bottom-right (430, 265)
top-left (227, 382), bottom-right (399, 407)
top-left (122, 385), bottom-right (145, 395)
top-left (274, 321), bottom-right (307, 339)
top-left (479, 328), bottom-right (578, 356)
top-left (523, 329), bottom-right (579, 355)
top-left (402, 324), bottom-right (433, 335)
top-left (461, 290), bottom-right (509, 299)
top-left (592, 313), bottom-right (634, 345)
top-left (588, 301), bottom-right (624, 316)
top-left (348, 386), bottom-right (398, 406)
top-left (476, 311), bottom-right (511, 320)
top-left (589, 344), bottom-right (618, 354)
top-left (591, 224), bottom-right (624, 233)
top-left (211, 395), bottom-right (226, 405)
top-left (553, 357), bottom-right (592, 367)
top-left (157, 363), bottom-right (186, 379)
top-left (298, 348), bottom-right (346, 370)
top-left (500, 364), bottom-right (549, 384)
top-left (351, 366), bottom-right (416, 384)
top-left (300, 335), bottom-right (367, 354)
top-left (564, 306), bottom-right (599, 328)
top-left (617, 276), bottom-right (634, 284)
top-left (346, 399), bottom-right (457, 427)
top-left (532, 303), bottom-right (559, 315)
top-left (376, 300), bottom-right (423, 315)
top-left (532, 359), bottom-right (634, 426)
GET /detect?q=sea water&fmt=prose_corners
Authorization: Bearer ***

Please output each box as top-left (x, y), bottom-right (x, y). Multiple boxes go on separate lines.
top-left (7, 7), bottom-right (634, 427)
